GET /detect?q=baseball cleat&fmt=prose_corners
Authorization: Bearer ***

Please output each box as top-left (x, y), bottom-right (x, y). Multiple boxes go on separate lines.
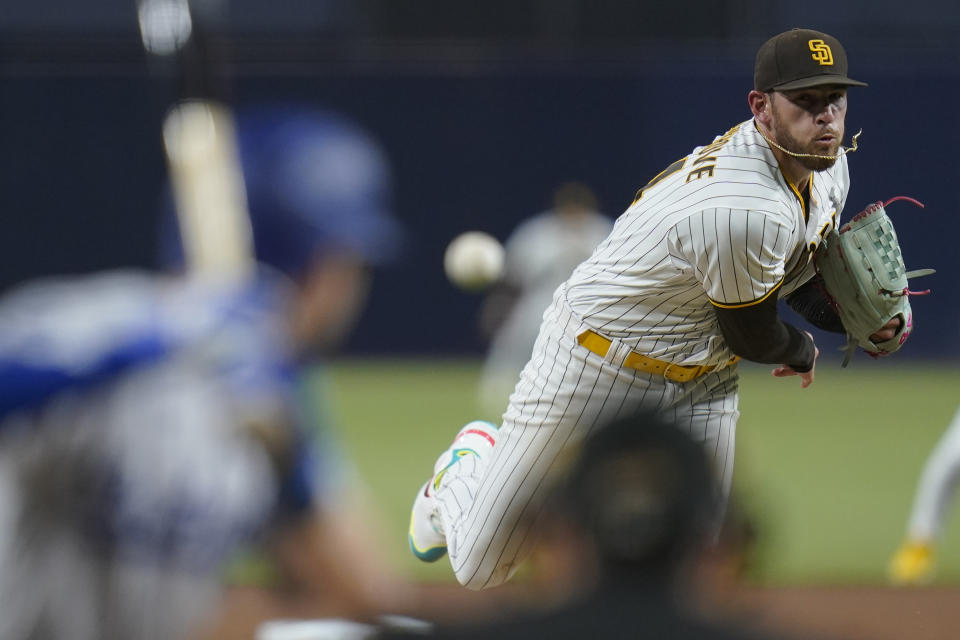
top-left (448, 419), bottom-right (498, 455)
top-left (408, 420), bottom-right (499, 563)
top-left (887, 540), bottom-right (936, 586)
top-left (431, 420), bottom-right (499, 490)
top-left (408, 481), bottom-right (448, 562)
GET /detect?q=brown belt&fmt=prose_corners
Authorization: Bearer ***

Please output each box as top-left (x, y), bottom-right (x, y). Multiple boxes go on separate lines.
top-left (576, 330), bottom-right (739, 383)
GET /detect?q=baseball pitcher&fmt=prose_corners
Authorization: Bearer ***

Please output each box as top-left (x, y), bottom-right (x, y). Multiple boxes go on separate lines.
top-left (410, 28), bottom-right (911, 589)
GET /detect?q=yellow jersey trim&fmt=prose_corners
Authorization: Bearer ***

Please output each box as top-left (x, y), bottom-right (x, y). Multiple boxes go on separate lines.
top-left (708, 277), bottom-right (785, 309)
top-left (781, 172), bottom-right (812, 223)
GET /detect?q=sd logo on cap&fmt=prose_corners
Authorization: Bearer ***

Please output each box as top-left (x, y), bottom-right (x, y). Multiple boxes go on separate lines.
top-left (754, 28), bottom-right (867, 92)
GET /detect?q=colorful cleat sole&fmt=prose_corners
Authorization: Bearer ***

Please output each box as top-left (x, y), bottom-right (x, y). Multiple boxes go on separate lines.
top-left (408, 482), bottom-right (447, 563)
top-left (408, 517), bottom-right (447, 562)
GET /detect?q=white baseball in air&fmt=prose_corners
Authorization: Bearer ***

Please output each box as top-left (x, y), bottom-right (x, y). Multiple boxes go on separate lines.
top-left (444, 231), bottom-right (505, 291)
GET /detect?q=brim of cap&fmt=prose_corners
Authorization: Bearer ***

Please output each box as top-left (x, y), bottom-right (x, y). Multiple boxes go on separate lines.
top-left (772, 74), bottom-right (869, 90)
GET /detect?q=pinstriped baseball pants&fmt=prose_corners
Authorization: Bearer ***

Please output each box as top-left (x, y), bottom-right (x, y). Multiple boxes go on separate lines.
top-left (433, 287), bottom-right (740, 589)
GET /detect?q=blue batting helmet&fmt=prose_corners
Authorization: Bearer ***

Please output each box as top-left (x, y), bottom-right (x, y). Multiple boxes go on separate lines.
top-left (160, 104), bottom-right (402, 278)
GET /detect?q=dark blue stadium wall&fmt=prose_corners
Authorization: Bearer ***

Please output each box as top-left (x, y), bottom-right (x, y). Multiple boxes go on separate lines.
top-left (1, 59), bottom-right (957, 359)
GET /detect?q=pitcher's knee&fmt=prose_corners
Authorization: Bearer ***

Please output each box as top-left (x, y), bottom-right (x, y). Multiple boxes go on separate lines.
top-left (450, 553), bottom-right (512, 590)
top-left (447, 536), bottom-right (520, 589)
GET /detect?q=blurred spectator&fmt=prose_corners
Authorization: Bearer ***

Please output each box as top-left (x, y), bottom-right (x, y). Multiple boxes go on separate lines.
top-left (384, 411), bottom-right (790, 640)
top-left (0, 103), bottom-right (407, 640)
top-left (477, 182), bottom-right (612, 416)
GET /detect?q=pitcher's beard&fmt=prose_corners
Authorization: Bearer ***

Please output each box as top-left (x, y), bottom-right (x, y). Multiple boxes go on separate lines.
top-left (771, 125), bottom-right (842, 171)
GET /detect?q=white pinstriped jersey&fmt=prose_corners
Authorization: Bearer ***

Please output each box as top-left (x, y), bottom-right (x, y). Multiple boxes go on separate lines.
top-left (566, 118), bottom-right (850, 366)
top-left (423, 117), bottom-right (855, 590)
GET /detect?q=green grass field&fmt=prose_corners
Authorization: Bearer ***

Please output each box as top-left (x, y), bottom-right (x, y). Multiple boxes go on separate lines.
top-left (315, 358), bottom-right (960, 586)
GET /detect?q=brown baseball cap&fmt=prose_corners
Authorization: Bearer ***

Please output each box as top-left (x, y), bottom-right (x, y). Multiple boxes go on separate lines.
top-left (754, 28), bottom-right (867, 92)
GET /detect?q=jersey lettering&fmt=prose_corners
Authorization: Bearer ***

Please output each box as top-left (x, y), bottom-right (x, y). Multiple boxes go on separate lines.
top-left (634, 123), bottom-right (743, 203)
top-left (681, 124), bottom-right (743, 186)
top-left (686, 165), bottom-right (715, 182)
top-left (687, 164), bottom-right (716, 182)
top-left (634, 157), bottom-right (686, 202)
top-left (695, 123), bottom-right (741, 160)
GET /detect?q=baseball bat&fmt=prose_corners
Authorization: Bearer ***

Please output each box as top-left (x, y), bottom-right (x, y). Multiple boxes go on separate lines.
top-left (137, 0), bottom-right (253, 282)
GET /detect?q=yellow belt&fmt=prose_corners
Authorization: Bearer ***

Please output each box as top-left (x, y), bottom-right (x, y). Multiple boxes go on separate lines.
top-left (576, 330), bottom-right (739, 383)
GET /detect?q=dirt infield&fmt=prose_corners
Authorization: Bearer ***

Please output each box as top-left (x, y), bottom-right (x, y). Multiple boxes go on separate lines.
top-left (728, 586), bottom-right (960, 640)
top-left (418, 582), bottom-right (960, 640)
top-left (205, 583), bottom-right (960, 639)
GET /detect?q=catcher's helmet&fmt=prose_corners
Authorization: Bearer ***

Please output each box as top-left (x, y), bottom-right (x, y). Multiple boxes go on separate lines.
top-left (554, 410), bottom-right (718, 575)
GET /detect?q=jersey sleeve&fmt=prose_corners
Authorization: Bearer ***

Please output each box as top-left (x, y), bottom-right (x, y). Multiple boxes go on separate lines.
top-left (669, 207), bottom-right (793, 308)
